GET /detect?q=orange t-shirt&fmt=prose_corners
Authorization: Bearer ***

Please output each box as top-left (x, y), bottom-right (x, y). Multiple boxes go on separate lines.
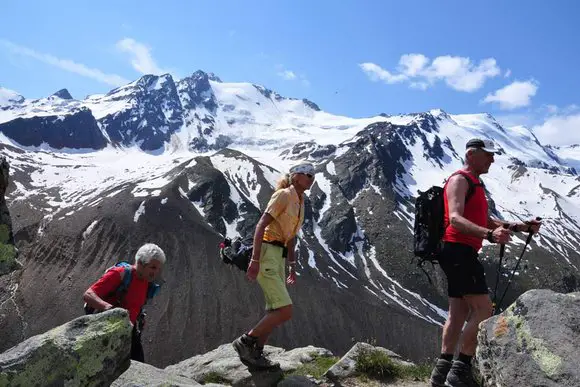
top-left (263, 185), bottom-right (305, 246)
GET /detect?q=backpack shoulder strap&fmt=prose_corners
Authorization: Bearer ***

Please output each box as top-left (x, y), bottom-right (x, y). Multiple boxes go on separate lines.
top-left (146, 283), bottom-right (161, 301)
top-left (111, 262), bottom-right (133, 301)
top-left (449, 171), bottom-right (482, 202)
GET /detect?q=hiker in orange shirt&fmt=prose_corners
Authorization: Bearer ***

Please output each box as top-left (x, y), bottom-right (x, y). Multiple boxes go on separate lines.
top-left (232, 162), bottom-right (315, 369)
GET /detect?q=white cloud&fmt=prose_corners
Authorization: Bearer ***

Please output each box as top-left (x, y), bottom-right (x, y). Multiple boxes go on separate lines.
top-left (276, 65), bottom-right (309, 86)
top-left (532, 113), bottom-right (580, 146)
top-left (399, 54), bottom-right (429, 76)
top-left (482, 80), bottom-right (538, 110)
top-left (543, 104), bottom-right (559, 114)
top-left (505, 69), bottom-right (512, 78)
top-left (0, 39), bottom-right (128, 87)
top-left (430, 57), bottom-right (501, 92)
top-left (116, 38), bottom-right (168, 75)
top-left (410, 81), bottom-right (429, 90)
top-left (278, 70), bottom-right (297, 80)
top-left (359, 62), bottom-right (407, 84)
top-left (360, 54), bottom-right (501, 92)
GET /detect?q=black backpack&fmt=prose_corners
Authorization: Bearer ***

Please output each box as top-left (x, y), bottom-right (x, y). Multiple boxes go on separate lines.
top-left (219, 237), bottom-right (253, 272)
top-left (413, 172), bottom-right (482, 270)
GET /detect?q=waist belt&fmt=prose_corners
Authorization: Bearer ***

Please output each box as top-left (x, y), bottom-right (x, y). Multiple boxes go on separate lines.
top-left (263, 240), bottom-right (288, 258)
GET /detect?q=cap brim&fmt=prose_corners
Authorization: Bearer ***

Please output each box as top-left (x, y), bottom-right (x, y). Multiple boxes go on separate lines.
top-left (481, 147), bottom-right (499, 154)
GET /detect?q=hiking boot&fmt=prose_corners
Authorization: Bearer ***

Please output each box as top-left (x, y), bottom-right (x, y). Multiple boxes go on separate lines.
top-left (430, 358), bottom-right (452, 387)
top-left (250, 346), bottom-right (280, 369)
top-left (445, 360), bottom-right (480, 387)
top-left (232, 334), bottom-right (257, 364)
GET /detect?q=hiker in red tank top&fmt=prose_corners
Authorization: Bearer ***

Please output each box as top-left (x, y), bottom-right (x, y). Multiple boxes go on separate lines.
top-left (430, 138), bottom-right (542, 387)
top-left (443, 170), bottom-right (488, 250)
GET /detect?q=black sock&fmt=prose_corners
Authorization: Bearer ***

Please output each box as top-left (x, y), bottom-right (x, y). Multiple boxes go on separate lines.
top-left (457, 353), bottom-right (473, 365)
top-left (440, 353), bottom-right (454, 362)
top-left (241, 334), bottom-right (257, 345)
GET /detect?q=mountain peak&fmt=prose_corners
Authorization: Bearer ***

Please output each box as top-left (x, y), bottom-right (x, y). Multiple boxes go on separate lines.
top-left (52, 88), bottom-right (73, 100)
top-left (302, 98), bottom-right (321, 111)
top-left (429, 108), bottom-right (449, 119)
top-left (189, 70), bottom-right (222, 83)
top-left (134, 73), bottom-right (175, 90)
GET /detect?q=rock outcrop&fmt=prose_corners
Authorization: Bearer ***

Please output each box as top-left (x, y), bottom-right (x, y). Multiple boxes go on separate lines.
top-left (0, 309), bottom-right (132, 386)
top-left (12, 295), bottom-right (578, 387)
top-left (476, 289), bottom-right (580, 387)
top-left (166, 343), bottom-right (333, 386)
top-left (112, 361), bottom-right (205, 387)
top-left (0, 155), bottom-right (18, 276)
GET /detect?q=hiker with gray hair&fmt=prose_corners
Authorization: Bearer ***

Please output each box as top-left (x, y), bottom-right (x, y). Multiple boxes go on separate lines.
top-left (83, 243), bottom-right (166, 363)
top-left (232, 161), bottom-right (316, 369)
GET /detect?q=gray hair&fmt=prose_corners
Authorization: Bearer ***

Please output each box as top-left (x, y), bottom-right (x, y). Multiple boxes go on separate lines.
top-left (135, 243), bottom-right (166, 265)
top-left (465, 147), bottom-right (482, 159)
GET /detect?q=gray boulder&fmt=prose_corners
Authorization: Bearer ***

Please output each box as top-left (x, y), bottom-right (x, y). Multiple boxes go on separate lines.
top-left (476, 289), bottom-right (580, 387)
top-left (112, 360), bottom-right (205, 386)
top-left (324, 342), bottom-right (414, 382)
top-left (166, 343), bottom-right (333, 387)
top-left (0, 308), bottom-right (132, 386)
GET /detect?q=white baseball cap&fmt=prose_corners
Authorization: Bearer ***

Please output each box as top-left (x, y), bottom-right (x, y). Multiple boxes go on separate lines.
top-left (289, 162), bottom-right (315, 175)
top-left (466, 138), bottom-right (500, 154)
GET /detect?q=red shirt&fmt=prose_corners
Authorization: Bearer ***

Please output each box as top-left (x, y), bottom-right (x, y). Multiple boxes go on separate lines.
top-left (443, 170), bottom-right (488, 250)
top-left (90, 266), bottom-right (148, 324)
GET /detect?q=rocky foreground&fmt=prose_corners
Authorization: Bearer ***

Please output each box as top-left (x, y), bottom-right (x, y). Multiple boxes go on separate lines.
top-left (1, 289), bottom-right (579, 386)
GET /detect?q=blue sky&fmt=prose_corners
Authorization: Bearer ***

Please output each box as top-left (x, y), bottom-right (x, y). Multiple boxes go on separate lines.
top-left (1, 0), bottom-right (579, 144)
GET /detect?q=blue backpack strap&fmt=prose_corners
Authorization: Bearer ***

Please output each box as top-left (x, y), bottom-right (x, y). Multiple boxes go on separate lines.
top-left (113, 262), bottom-right (133, 300)
top-left (146, 283), bottom-right (160, 301)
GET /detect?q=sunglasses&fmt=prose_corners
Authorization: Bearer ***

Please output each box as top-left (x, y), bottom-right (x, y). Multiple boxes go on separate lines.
top-left (300, 173), bottom-right (314, 179)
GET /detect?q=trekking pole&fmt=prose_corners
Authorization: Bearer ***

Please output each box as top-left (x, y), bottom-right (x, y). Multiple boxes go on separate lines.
top-left (495, 217), bottom-right (542, 313)
top-left (492, 223), bottom-right (510, 311)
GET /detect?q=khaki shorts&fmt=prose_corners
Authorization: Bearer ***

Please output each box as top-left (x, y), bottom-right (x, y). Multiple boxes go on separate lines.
top-left (257, 243), bottom-right (292, 310)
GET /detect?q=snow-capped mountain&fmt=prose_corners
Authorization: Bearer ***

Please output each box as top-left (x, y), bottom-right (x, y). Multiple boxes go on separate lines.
top-left (1, 71), bottom-right (579, 367)
top-left (0, 87), bottom-right (24, 106)
top-left (1, 70), bottom-right (365, 154)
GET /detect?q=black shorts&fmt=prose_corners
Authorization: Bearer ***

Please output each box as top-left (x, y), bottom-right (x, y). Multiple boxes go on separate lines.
top-left (439, 241), bottom-right (489, 298)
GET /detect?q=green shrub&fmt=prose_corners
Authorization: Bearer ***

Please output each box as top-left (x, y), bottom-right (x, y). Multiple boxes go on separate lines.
top-left (355, 348), bottom-right (399, 380)
top-left (285, 353), bottom-right (339, 378)
top-left (201, 371), bottom-right (230, 385)
top-left (355, 348), bottom-right (431, 381)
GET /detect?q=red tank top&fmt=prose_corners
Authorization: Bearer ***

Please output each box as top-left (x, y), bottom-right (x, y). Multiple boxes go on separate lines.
top-left (443, 170), bottom-right (487, 250)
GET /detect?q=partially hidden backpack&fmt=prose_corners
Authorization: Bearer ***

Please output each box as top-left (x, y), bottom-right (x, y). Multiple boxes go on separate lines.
top-left (219, 237), bottom-right (253, 272)
top-left (413, 171), bottom-right (483, 269)
top-left (84, 262), bottom-right (161, 315)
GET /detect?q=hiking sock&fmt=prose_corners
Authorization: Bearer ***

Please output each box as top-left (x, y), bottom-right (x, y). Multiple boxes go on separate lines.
top-left (440, 353), bottom-right (454, 362)
top-left (457, 353), bottom-right (473, 365)
top-left (241, 334), bottom-right (258, 346)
